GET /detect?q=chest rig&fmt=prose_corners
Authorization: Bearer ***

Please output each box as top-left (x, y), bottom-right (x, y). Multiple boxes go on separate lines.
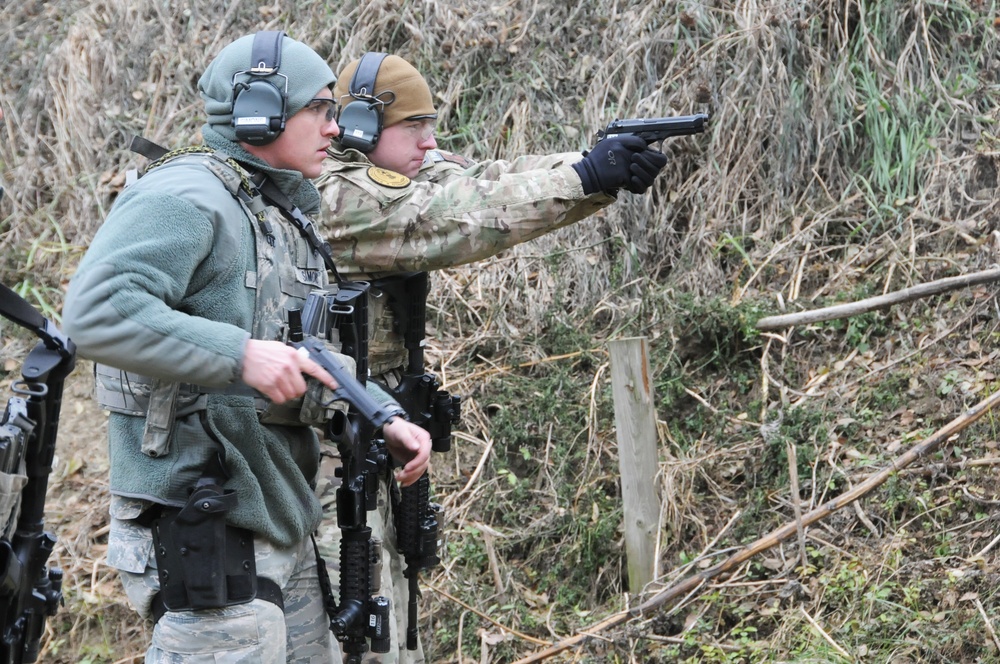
top-left (95, 140), bottom-right (340, 457)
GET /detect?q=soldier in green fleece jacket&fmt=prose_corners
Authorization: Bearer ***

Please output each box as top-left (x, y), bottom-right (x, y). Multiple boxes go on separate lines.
top-left (62, 32), bottom-right (431, 663)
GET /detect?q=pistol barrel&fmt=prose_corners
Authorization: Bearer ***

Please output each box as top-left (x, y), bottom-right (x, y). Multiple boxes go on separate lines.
top-left (598, 113), bottom-right (709, 144)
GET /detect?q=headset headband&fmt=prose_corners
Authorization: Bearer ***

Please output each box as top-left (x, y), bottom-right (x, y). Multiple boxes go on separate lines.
top-left (337, 52), bottom-right (389, 153)
top-left (349, 52), bottom-right (388, 100)
top-left (249, 30), bottom-right (285, 74)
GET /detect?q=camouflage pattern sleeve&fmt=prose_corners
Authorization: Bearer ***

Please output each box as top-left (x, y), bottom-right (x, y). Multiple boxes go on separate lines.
top-left (419, 150), bottom-right (581, 182)
top-left (316, 149), bottom-right (615, 278)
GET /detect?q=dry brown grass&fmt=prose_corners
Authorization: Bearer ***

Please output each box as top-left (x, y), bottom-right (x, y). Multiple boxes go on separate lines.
top-left (3, 0), bottom-right (1000, 662)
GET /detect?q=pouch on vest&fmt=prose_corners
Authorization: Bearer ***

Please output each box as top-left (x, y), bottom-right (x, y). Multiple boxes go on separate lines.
top-left (94, 364), bottom-right (208, 458)
top-left (141, 378), bottom-right (179, 458)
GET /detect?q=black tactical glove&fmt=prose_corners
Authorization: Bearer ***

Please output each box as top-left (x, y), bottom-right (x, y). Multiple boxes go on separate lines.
top-left (627, 148), bottom-right (669, 194)
top-left (572, 135), bottom-right (668, 195)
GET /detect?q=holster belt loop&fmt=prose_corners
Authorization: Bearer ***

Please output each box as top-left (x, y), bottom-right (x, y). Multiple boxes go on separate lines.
top-left (150, 576), bottom-right (284, 624)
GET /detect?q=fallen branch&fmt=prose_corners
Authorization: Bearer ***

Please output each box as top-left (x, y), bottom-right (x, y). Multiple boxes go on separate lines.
top-left (512, 387), bottom-right (1000, 663)
top-left (756, 267), bottom-right (1000, 331)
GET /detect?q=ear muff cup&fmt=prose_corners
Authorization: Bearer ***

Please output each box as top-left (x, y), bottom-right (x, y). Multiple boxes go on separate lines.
top-left (336, 52), bottom-right (387, 153)
top-left (338, 100), bottom-right (382, 153)
top-left (233, 79), bottom-right (286, 146)
top-left (230, 30), bottom-right (287, 147)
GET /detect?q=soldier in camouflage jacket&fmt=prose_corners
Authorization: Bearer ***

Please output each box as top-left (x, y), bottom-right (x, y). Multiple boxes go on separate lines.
top-left (313, 53), bottom-right (668, 663)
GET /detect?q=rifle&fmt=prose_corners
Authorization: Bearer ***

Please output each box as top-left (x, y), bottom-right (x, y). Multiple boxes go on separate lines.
top-left (0, 277), bottom-right (75, 663)
top-left (295, 278), bottom-right (460, 655)
top-left (289, 287), bottom-right (403, 663)
top-left (370, 272), bottom-right (460, 651)
top-left (594, 113), bottom-right (709, 146)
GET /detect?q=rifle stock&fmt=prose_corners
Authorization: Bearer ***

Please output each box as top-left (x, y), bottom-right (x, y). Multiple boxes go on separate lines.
top-left (0, 282), bottom-right (75, 663)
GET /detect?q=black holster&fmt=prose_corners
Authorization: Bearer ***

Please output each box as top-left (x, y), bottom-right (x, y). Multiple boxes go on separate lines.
top-left (151, 479), bottom-right (257, 612)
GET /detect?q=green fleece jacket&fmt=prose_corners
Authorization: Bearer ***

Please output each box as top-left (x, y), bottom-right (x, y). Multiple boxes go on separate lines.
top-left (63, 127), bottom-right (330, 547)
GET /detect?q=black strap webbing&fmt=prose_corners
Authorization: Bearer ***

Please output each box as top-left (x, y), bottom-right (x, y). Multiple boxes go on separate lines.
top-left (312, 534), bottom-right (339, 621)
top-left (0, 282), bottom-right (46, 336)
top-left (129, 135), bottom-right (168, 161)
top-left (150, 576), bottom-right (284, 624)
top-left (0, 282), bottom-right (74, 359)
top-left (250, 173), bottom-right (343, 283)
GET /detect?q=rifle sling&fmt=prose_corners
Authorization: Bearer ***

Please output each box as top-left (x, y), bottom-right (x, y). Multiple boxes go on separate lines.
top-left (249, 172), bottom-right (344, 283)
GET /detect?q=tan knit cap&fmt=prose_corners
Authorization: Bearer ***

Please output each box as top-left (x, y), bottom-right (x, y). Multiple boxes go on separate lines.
top-left (334, 54), bottom-right (437, 127)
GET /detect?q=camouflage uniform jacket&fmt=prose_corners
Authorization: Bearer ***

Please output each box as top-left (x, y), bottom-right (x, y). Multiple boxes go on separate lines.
top-left (64, 145), bottom-right (344, 548)
top-left (316, 146), bottom-right (615, 279)
top-left (315, 146), bottom-right (615, 373)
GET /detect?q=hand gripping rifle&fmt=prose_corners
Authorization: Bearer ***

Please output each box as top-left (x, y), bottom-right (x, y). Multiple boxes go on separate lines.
top-left (370, 272), bottom-right (461, 651)
top-left (0, 277), bottom-right (75, 663)
top-left (594, 113), bottom-right (709, 147)
top-left (288, 285), bottom-right (404, 663)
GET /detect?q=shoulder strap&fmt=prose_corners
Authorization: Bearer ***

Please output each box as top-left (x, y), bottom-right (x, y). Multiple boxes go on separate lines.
top-left (129, 135), bottom-right (168, 161)
top-left (0, 283), bottom-right (74, 360)
top-left (249, 173), bottom-right (344, 284)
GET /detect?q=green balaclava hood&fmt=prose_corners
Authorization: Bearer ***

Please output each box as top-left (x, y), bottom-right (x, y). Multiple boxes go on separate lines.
top-left (199, 32), bottom-right (335, 142)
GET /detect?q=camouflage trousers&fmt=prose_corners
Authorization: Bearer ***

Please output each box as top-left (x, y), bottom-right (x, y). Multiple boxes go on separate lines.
top-left (108, 496), bottom-right (340, 663)
top-left (316, 447), bottom-right (426, 664)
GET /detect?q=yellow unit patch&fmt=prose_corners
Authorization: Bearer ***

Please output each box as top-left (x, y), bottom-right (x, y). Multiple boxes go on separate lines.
top-left (367, 167), bottom-right (411, 188)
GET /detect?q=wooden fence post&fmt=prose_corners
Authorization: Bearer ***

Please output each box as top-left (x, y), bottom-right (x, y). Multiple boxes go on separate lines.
top-left (608, 337), bottom-right (661, 593)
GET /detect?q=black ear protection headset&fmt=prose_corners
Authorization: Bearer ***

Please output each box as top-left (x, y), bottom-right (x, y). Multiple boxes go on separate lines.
top-left (337, 52), bottom-right (390, 153)
top-left (231, 30), bottom-right (289, 146)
